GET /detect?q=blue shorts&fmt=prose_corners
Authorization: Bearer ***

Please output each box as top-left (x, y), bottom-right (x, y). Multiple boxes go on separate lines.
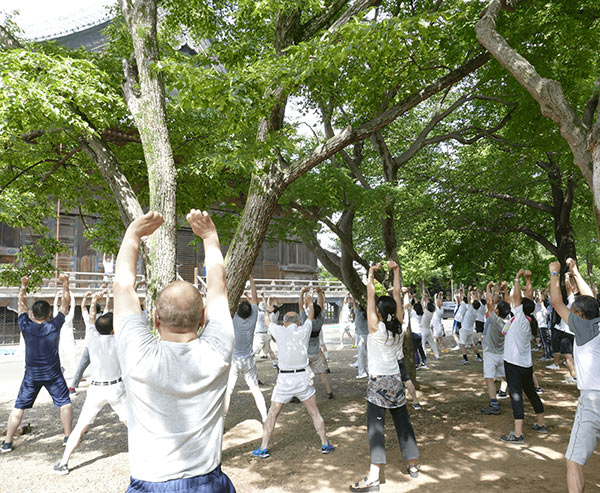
top-left (127, 465), bottom-right (236, 493)
top-left (14, 372), bottom-right (71, 409)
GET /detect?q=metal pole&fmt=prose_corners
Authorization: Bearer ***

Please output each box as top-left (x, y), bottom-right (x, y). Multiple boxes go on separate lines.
top-left (54, 198), bottom-right (61, 286)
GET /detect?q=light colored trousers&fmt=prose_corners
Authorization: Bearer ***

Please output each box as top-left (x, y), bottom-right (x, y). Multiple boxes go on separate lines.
top-left (356, 333), bottom-right (368, 375)
top-left (421, 328), bottom-right (439, 359)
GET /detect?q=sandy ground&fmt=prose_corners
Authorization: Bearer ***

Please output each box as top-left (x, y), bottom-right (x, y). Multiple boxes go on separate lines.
top-left (1, 326), bottom-right (599, 493)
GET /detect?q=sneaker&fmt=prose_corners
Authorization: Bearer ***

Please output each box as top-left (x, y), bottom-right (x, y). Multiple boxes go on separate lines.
top-left (321, 441), bottom-right (335, 454)
top-left (412, 403), bottom-right (422, 411)
top-left (356, 373), bottom-right (368, 379)
top-left (325, 368), bottom-right (331, 374)
top-left (451, 345), bottom-right (461, 351)
top-left (1, 441), bottom-right (13, 454)
top-left (406, 464), bottom-right (419, 478)
top-left (272, 363), bottom-right (278, 369)
top-left (475, 356), bottom-right (483, 362)
top-left (500, 431), bottom-right (524, 442)
top-left (350, 362), bottom-right (358, 368)
top-left (535, 387), bottom-right (543, 395)
top-left (68, 387), bottom-right (76, 395)
top-left (546, 363), bottom-right (560, 370)
top-left (562, 376), bottom-right (577, 384)
top-left (496, 391), bottom-right (508, 399)
top-left (539, 356), bottom-right (552, 361)
top-left (63, 436), bottom-right (69, 446)
top-left (480, 405), bottom-right (501, 415)
top-left (53, 462), bottom-right (69, 475)
top-left (459, 359), bottom-right (470, 365)
top-left (531, 424), bottom-right (548, 434)
top-left (257, 379), bottom-right (264, 386)
top-left (251, 446), bottom-right (270, 458)
top-left (338, 344), bottom-right (345, 350)
top-left (328, 392), bottom-right (335, 400)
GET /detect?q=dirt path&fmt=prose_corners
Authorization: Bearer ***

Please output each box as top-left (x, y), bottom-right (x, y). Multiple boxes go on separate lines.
top-left (1, 337), bottom-right (599, 492)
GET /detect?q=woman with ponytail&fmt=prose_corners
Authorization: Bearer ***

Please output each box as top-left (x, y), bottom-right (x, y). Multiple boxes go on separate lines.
top-left (350, 261), bottom-right (420, 492)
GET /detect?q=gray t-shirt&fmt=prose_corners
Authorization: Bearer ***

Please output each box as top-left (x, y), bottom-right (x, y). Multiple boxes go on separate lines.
top-left (301, 310), bottom-right (324, 356)
top-left (483, 312), bottom-right (506, 355)
top-left (354, 308), bottom-right (368, 336)
top-left (232, 304), bottom-right (258, 358)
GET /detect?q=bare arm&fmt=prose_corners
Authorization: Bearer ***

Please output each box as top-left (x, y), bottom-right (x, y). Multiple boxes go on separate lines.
top-left (387, 260), bottom-right (403, 323)
top-left (306, 292), bottom-right (315, 321)
top-left (367, 264), bottom-right (382, 333)
top-left (523, 270), bottom-right (534, 299)
top-left (187, 210), bottom-right (226, 310)
top-left (567, 258), bottom-right (593, 297)
top-left (104, 289), bottom-right (112, 314)
top-left (58, 273), bottom-right (71, 316)
top-left (88, 291), bottom-right (105, 325)
top-left (53, 291), bottom-right (60, 317)
top-left (249, 276), bottom-right (258, 305)
top-left (299, 287), bottom-right (308, 313)
top-left (81, 290), bottom-right (91, 318)
top-left (486, 281), bottom-right (494, 313)
top-left (315, 287), bottom-right (325, 310)
top-left (114, 211), bottom-right (163, 330)
top-left (511, 269), bottom-right (524, 307)
top-left (18, 276), bottom-right (29, 315)
top-left (549, 262), bottom-right (570, 323)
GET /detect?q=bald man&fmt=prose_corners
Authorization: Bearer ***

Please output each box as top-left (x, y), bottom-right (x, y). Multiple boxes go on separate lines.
top-left (113, 210), bottom-right (235, 493)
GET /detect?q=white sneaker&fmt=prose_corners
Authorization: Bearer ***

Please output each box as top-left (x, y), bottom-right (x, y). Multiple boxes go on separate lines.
top-left (562, 376), bottom-right (577, 384)
top-left (356, 373), bottom-right (368, 379)
top-left (451, 345), bottom-right (461, 351)
top-left (460, 359), bottom-right (470, 365)
top-left (546, 363), bottom-right (560, 370)
top-left (349, 362), bottom-right (358, 368)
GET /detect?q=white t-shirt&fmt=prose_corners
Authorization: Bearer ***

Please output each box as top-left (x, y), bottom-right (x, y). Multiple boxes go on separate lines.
top-left (432, 307), bottom-right (443, 331)
top-left (367, 321), bottom-right (402, 376)
top-left (557, 294), bottom-right (575, 335)
top-left (454, 301), bottom-right (467, 323)
top-left (268, 319), bottom-right (312, 370)
top-left (476, 304), bottom-right (486, 323)
top-left (534, 301), bottom-right (548, 328)
top-left (340, 303), bottom-right (351, 324)
top-left (461, 305), bottom-right (477, 331)
top-left (115, 298), bottom-right (233, 482)
top-left (503, 304), bottom-right (532, 368)
top-left (421, 309), bottom-right (434, 332)
top-left (87, 324), bottom-right (121, 382)
top-left (410, 311), bottom-right (422, 334)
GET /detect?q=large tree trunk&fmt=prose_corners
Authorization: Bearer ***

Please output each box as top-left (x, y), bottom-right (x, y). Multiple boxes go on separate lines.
top-left (119, 0), bottom-right (177, 303)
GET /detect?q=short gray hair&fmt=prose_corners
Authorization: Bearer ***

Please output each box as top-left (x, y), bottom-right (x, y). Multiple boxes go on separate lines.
top-left (283, 312), bottom-right (299, 324)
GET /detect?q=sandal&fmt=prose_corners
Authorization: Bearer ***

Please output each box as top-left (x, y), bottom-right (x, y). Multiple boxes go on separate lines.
top-left (406, 464), bottom-right (420, 478)
top-left (349, 477), bottom-right (380, 492)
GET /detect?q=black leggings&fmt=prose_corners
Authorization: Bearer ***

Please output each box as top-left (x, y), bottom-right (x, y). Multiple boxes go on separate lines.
top-left (367, 401), bottom-right (419, 464)
top-left (539, 326), bottom-right (552, 359)
top-left (504, 361), bottom-right (544, 420)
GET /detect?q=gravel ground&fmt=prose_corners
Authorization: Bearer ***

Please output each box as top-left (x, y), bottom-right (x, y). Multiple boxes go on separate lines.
top-left (1, 327), bottom-right (599, 492)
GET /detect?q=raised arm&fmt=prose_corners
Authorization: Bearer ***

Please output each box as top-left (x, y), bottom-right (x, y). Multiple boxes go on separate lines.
top-left (567, 258), bottom-right (593, 297)
top-left (114, 211), bottom-right (163, 329)
top-left (186, 210), bottom-right (226, 310)
top-left (387, 260), bottom-right (403, 323)
top-left (549, 261), bottom-right (570, 323)
top-left (88, 290), bottom-right (105, 325)
top-left (18, 276), bottom-right (29, 315)
top-left (103, 288), bottom-right (112, 314)
top-left (523, 270), bottom-right (534, 299)
top-left (53, 291), bottom-right (60, 317)
top-left (299, 287), bottom-right (309, 313)
top-left (248, 276), bottom-right (258, 305)
top-left (81, 290), bottom-right (91, 319)
top-left (315, 286), bottom-right (325, 310)
top-left (435, 291), bottom-right (443, 309)
top-left (486, 281), bottom-right (494, 313)
top-left (367, 264), bottom-right (381, 333)
top-left (58, 273), bottom-right (71, 316)
top-left (305, 292), bottom-right (315, 321)
top-left (511, 269), bottom-right (524, 307)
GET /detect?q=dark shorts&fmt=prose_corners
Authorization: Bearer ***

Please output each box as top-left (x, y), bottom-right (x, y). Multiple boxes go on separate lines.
top-left (475, 321), bottom-right (485, 333)
top-left (14, 372), bottom-right (71, 409)
top-left (127, 465), bottom-right (236, 493)
top-left (398, 359), bottom-right (410, 382)
top-left (453, 320), bottom-right (461, 335)
top-left (551, 328), bottom-right (574, 355)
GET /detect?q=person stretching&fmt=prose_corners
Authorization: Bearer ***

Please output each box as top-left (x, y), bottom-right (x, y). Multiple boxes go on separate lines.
top-left (432, 292), bottom-right (445, 351)
top-left (550, 258), bottom-right (600, 493)
top-left (53, 292), bottom-right (128, 475)
top-left (500, 269), bottom-right (546, 442)
top-left (224, 276), bottom-right (268, 423)
top-left (2, 274), bottom-right (73, 453)
top-left (353, 298), bottom-right (369, 379)
top-left (113, 210), bottom-right (235, 492)
top-left (350, 261), bottom-right (419, 492)
top-left (252, 295), bottom-right (334, 459)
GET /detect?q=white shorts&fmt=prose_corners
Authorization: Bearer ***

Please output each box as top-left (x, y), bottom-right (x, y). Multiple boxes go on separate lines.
top-left (229, 355), bottom-right (260, 388)
top-left (308, 352), bottom-right (327, 374)
top-left (459, 328), bottom-right (474, 346)
top-left (565, 390), bottom-right (600, 466)
top-left (253, 332), bottom-right (271, 356)
top-left (483, 351), bottom-right (505, 379)
top-left (271, 370), bottom-right (315, 404)
top-left (433, 323), bottom-right (444, 338)
top-left (319, 330), bottom-right (324, 346)
top-left (77, 382), bottom-right (128, 425)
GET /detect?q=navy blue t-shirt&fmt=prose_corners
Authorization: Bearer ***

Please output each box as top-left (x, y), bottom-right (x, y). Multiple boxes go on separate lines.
top-left (19, 312), bottom-right (65, 380)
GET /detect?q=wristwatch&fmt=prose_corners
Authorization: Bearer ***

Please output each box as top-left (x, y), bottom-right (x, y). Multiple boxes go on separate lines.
top-left (550, 272), bottom-right (559, 277)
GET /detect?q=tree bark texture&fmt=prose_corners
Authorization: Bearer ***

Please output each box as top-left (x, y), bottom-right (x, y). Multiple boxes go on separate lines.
top-left (119, 0), bottom-right (177, 302)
